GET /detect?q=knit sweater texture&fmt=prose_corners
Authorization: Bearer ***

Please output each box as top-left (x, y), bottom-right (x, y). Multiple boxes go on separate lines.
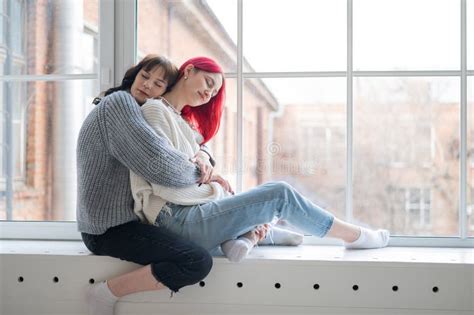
top-left (130, 98), bottom-right (229, 224)
top-left (76, 91), bottom-right (200, 235)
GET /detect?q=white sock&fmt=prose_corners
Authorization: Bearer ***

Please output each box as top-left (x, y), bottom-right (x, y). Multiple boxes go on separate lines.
top-left (258, 226), bottom-right (304, 246)
top-left (86, 281), bottom-right (119, 315)
top-left (221, 237), bottom-right (254, 263)
top-left (344, 228), bottom-right (390, 249)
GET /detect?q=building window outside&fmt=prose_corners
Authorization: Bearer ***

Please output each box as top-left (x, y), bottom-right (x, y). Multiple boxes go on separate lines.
top-left (406, 188), bottom-right (431, 229)
top-left (392, 187), bottom-right (431, 231)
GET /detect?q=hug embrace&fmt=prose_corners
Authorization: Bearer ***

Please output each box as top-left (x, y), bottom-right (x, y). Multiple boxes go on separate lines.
top-left (77, 54), bottom-right (390, 315)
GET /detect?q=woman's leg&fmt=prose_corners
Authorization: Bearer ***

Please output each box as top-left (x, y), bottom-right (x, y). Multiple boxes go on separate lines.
top-left (326, 217), bottom-right (361, 242)
top-left (158, 181), bottom-right (389, 251)
top-left (106, 265), bottom-right (164, 297)
top-left (82, 221), bottom-right (212, 314)
top-left (157, 181), bottom-right (334, 251)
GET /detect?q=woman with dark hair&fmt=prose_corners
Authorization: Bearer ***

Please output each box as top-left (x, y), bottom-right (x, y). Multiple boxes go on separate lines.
top-left (132, 56), bottom-right (390, 267)
top-left (78, 54), bottom-right (215, 315)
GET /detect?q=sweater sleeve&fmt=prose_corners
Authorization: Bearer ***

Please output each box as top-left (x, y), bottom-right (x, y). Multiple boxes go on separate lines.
top-left (102, 91), bottom-right (200, 187)
top-left (133, 99), bottom-right (229, 206)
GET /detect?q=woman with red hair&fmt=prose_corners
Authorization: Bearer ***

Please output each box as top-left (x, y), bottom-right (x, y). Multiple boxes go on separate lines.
top-left (131, 56), bottom-right (289, 263)
top-left (132, 56), bottom-right (390, 266)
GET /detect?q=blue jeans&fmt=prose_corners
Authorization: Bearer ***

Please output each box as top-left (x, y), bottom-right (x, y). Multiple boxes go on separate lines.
top-left (156, 181), bottom-right (335, 252)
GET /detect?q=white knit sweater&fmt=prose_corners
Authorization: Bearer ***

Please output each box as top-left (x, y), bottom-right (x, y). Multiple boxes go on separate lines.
top-left (130, 98), bottom-right (229, 224)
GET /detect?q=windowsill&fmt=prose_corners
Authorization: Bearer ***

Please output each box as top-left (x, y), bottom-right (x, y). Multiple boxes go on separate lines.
top-left (2, 240), bottom-right (473, 314)
top-left (1, 240), bottom-right (473, 265)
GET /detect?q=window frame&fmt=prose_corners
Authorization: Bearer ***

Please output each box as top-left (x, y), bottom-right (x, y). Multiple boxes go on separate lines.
top-left (0, 0), bottom-right (110, 222)
top-left (0, 0), bottom-right (473, 247)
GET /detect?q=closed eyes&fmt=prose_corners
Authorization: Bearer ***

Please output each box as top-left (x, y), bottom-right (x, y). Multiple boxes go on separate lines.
top-left (206, 76), bottom-right (218, 97)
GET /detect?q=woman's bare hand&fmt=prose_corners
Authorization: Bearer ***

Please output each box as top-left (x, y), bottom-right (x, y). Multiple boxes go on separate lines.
top-left (254, 224), bottom-right (270, 242)
top-left (192, 154), bottom-right (213, 185)
top-left (211, 174), bottom-right (234, 195)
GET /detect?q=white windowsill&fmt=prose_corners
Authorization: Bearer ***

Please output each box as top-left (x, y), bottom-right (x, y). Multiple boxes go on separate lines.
top-left (1, 240), bottom-right (473, 265)
top-left (2, 240), bottom-right (473, 314)
top-left (1, 222), bottom-right (474, 247)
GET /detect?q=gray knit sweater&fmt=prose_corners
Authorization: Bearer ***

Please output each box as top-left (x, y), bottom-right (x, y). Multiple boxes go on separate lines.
top-left (76, 91), bottom-right (200, 234)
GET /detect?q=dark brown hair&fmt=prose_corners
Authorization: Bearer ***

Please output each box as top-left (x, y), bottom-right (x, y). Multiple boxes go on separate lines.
top-left (98, 54), bottom-right (179, 101)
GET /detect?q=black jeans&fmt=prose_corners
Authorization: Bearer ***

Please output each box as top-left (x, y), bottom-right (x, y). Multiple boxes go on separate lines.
top-left (81, 220), bottom-right (213, 292)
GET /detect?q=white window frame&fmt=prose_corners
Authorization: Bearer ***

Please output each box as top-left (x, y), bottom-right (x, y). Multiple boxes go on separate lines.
top-left (1, 0), bottom-right (473, 248)
top-left (0, 0), bottom-right (112, 229)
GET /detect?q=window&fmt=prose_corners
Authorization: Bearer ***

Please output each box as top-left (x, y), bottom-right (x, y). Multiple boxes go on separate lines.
top-left (132, 0), bottom-right (472, 242)
top-left (390, 187), bottom-right (432, 234)
top-left (354, 0), bottom-right (459, 71)
top-left (1, 0), bottom-right (472, 244)
top-left (1, 0), bottom-right (27, 184)
top-left (0, 0), bottom-right (100, 222)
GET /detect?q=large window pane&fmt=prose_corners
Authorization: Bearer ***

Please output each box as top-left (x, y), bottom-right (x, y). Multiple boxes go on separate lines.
top-left (207, 79), bottom-right (237, 190)
top-left (0, 62), bottom-right (3, 179)
top-left (468, 77), bottom-right (473, 236)
top-left (137, 0), bottom-right (237, 73)
top-left (469, 0), bottom-right (474, 70)
top-left (0, 0), bottom-right (4, 46)
top-left (0, 0), bottom-right (99, 75)
top-left (0, 79), bottom-right (98, 221)
top-left (354, 0), bottom-right (459, 71)
top-left (243, 0), bottom-right (346, 72)
top-left (243, 78), bottom-right (347, 221)
top-left (11, 0), bottom-right (24, 55)
top-left (353, 77), bottom-right (460, 236)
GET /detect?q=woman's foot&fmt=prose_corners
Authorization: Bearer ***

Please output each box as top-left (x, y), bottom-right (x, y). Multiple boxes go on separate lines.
top-left (221, 237), bottom-right (254, 263)
top-left (221, 236), bottom-right (255, 262)
top-left (258, 226), bottom-right (303, 246)
top-left (344, 228), bottom-right (390, 249)
top-left (86, 281), bottom-right (118, 315)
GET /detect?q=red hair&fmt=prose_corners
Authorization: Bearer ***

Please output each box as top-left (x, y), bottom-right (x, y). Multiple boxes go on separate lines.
top-left (179, 57), bottom-right (225, 144)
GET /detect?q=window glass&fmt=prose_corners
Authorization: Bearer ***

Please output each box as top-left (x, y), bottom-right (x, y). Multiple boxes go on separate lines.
top-left (243, 0), bottom-right (346, 72)
top-left (0, 79), bottom-right (99, 221)
top-left (243, 78), bottom-right (347, 220)
top-left (0, 61), bottom-right (3, 179)
top-left (1, 0), bottom-right (99, 75)
top-left (206, 79), bottom-right (237, 190)
top-left (0, 0), bottom-right (100, 222)
top-left (354, 0), bottom-right (459, 71)
top-left (11, 63), bottom-right (26, 179)
top-left (468, 77), bottom-right (473, 236)
top-left (0, 0), bottom-right (4, 46)
top-left (353, 77), bottom-right (460, 236)
top-left (469, 0), bottom-right (473, 70)
top-left (137, 0), bottom-right (237, 73)
top-left (11, 0), bottom-right (24, 55)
